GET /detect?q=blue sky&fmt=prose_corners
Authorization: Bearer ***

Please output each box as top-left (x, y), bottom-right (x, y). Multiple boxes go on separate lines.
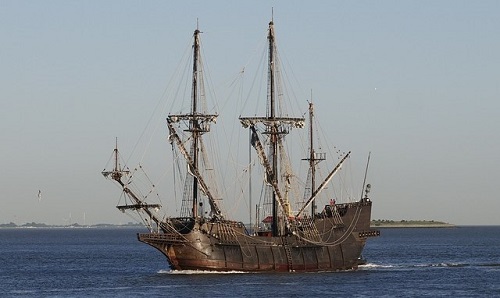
top-left (1, 1), bottom-right (499, 225)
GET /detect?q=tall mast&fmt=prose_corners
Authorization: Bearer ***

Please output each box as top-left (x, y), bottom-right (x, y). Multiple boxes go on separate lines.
top-left (113, 137), bottom-right (119, 172)
top-left (309, 102), bottom-right (316, 216)
top-left (239, 20), bottom-right (305, 236)
top-left (191, 28), bottom-right (200, 218)
top-left (167, 25), bottom-right (220, 219)
top-left (302, 99), bottom-right (325, 217)
top-left (249, 129), bottom-right (253, 234)
top-left (267, 20), bottom-right (279, 236)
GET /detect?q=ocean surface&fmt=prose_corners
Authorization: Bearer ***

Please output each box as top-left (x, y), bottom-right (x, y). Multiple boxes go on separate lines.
top-left (1, 226), bottom-right (499, 297)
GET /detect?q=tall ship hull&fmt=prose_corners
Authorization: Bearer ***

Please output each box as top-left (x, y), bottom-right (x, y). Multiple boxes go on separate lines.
top-left (139, 200), bottom-right (377, 272)
top-left (103, 18), bottom-right (380, 273)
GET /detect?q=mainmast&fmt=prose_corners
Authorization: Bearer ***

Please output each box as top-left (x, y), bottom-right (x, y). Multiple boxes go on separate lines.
top-left (191, 28), bottom-right (201, 218)
top-left (268, 20), bottom-right (279, 236)
top-left (240, 20), bottom-right (305, 236)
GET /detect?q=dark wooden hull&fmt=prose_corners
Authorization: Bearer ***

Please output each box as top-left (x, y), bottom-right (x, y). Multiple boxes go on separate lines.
top-left (138, 199), bottom-right (379, 272)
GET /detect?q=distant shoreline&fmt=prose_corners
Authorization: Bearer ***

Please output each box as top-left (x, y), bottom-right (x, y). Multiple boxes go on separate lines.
top-left (0, 222), bottom-right (144, 229)
top-left (371, 220), bottom-right (455, 228)
top-left (372, 224), bottom-right (456, 228)
top-left (1, 220), bottom-right (457, 229)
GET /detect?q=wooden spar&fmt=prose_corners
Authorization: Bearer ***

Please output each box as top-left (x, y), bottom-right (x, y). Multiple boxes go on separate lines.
top-left (190, 28), bottom-right (200, 218)
top-left (268, 20), bottom-right (279, 236)
top-left (309, 102), bottom-right (316, 216)
top-left (248, 125), bottom-right (289, 224)
top-left (295, 151), bottom-right (351, 218)
top-left (360, 152), bottom-right (371, 200)
top-left (116, 203), bottom-right (161, 211)
top-left (166, 119), bottom-right (222, 218)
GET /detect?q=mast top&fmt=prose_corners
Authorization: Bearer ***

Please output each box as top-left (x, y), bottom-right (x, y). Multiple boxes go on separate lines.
top-left (194, 19), bottom-right (201, 35)
top-left (268, 19), bottom-right (274, 32)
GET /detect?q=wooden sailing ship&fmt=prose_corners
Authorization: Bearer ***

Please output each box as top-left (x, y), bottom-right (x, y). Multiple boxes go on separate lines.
top-left (102, 19), bottom-right (379, 272)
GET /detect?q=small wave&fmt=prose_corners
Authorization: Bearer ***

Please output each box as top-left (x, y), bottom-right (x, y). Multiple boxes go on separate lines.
top-left (438, 263), bottom-right (468, 268)
top-left (360, 262), bottom-right (472, 270)
top-left (359, 263), bottom-right (395, 269)
top-left (9, 290), bottom-right (37, 295)
top-left (158, 269), bottom-right (248, 275)
top-left (413, 263), bottom-right (468, 268)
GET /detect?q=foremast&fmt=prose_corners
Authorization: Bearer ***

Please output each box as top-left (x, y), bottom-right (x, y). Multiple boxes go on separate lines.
top-left (240, 20), bottom-right (305, 236)
top-left (102, 139), bottom-right (162, 228)
top-left (167, 27), bottom-right (222, 219)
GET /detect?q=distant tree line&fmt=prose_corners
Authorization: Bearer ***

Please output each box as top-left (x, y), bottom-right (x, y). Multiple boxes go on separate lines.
top-left (0, 222), bottom-right (143, 228)
top-left (371, 219), bottom-right (449, 226)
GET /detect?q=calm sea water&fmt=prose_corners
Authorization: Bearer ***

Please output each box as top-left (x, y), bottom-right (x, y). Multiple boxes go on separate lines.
top-left (1, 226), bottom-right (499, 297)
